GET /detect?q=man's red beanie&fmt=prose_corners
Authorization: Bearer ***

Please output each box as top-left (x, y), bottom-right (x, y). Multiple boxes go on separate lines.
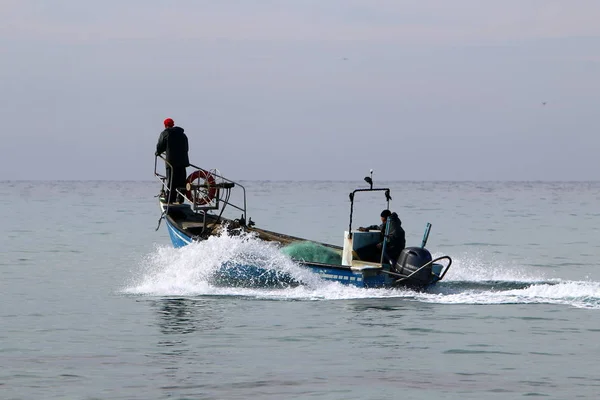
top-left (164, 118), bottom-right (174, 128)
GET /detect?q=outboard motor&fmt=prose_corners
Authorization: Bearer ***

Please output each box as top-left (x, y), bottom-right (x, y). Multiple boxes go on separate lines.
top-left (394, 247), bottom-right (433, 286)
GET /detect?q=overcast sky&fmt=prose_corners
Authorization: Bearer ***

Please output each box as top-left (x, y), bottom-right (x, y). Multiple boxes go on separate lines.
top-left (1, 0), bottom-right (599, 181)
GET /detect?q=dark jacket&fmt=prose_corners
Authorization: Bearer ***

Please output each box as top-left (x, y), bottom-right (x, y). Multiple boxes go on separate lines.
top-left (385, 212), bottom-right (406, 258)
top-left (364, 212), bottom-right (406, 253)
top-left (155, 126), bottom-right (189, 168)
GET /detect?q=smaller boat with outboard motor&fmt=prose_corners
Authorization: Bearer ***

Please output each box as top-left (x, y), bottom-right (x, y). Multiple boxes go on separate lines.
top-left (154, 157), bottom-right (452, 289)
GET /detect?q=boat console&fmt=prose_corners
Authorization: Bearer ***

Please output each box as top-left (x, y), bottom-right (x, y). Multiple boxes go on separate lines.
top-left (342, 230), bottom-right (382, 267)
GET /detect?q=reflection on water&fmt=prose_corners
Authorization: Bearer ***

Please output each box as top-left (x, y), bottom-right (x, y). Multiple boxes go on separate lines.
top-left (155, 298), bottom-right (198, 335)
top-left (148, 297), bottom-right (228, 388)
top-left (152, 297), bottom-right (225, 336)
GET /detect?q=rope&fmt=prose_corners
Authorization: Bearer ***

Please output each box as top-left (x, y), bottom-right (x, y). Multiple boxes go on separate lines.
top-left (155, 210), bottom-right (166, 232)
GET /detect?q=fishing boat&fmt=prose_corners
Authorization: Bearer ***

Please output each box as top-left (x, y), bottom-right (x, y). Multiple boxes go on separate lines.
top-left (154, 157), bottom-right (452, 289)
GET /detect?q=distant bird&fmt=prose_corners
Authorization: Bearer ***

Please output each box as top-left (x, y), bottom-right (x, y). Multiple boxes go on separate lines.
top-left (343, 57), bottom-right (348, 60)
top-left (542, 102), bottom-right (547, 106)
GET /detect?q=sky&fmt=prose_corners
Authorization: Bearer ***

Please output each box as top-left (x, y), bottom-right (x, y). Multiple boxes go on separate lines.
top-left (1, 0), bottom-right (599, 181)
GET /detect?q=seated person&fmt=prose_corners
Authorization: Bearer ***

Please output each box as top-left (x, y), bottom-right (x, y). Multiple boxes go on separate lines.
top-left (356, 210), bottom-right (406, 264)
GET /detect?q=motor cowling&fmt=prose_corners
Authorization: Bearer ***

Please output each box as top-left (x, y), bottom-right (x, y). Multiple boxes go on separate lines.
top-left (394, 247), bottom-right (433, 285)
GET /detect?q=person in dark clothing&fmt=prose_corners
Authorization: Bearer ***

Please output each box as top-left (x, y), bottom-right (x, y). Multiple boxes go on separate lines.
top-left (155, 118), bottom-right (190, 203)
top-left (383, 212), bottom-right (406, 264)
top-left (356, 209), bottom-right (406, 264)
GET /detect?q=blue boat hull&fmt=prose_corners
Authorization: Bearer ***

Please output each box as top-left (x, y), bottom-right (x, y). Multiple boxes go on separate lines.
top-left (163, 218), bottom-right (443, 289)
top-left (166, 218), bottom-right (193, 248)
top-left (297, 261), bottom-right (443, 288)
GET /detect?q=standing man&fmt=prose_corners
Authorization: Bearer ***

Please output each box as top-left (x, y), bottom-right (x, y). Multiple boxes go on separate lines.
top-left (155, 118), bottom-right (189, 203)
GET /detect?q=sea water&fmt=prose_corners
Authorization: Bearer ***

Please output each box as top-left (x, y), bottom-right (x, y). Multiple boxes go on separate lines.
top-left (1, 180), bottom-right (599, 399)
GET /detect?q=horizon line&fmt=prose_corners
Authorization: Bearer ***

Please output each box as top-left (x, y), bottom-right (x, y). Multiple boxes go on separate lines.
top-left (2, 179), bottom-right (600, 183)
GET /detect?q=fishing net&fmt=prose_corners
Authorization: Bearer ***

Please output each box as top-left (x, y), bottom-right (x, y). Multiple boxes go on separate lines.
top-left (281, 241), bottom-right (342, 265)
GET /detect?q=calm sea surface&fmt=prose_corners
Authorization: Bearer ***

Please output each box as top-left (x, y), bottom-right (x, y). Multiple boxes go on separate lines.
top-left (1, 180), bottom-right (599, 399)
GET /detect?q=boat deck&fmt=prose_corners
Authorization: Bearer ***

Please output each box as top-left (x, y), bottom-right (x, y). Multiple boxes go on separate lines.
top-left (350, 260), bottom-right (382, 270)
top-left (163, 202), bottom-right (343, 252)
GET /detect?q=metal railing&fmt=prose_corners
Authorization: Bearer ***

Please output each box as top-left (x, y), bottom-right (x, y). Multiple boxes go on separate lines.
top-left (348, 187), bottom-right (392, 237)
top-left (381, 255), bottom-right (453, 285)
top-left (154, 156), bottom-right (247, 223)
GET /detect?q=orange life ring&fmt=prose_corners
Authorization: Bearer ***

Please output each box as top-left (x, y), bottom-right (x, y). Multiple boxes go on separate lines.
top-left (186, 170), bottom-right (217, 205)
